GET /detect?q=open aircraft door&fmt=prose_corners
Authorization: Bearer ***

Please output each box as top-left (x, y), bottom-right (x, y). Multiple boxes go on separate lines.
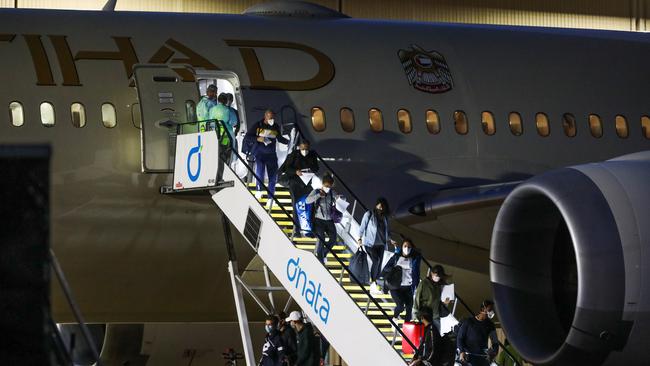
top-left (133, 65), bottom-right (200, 173)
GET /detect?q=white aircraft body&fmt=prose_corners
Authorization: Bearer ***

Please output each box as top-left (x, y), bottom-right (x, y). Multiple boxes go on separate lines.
top-left (1, 3), bottom-right (649, 365)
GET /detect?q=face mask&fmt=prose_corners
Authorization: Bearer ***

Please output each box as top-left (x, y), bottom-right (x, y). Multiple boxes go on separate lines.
top-left (300, 150), bottom-right (308, 157)
top-left (487, 311), bottom-right (495, 319)
top-left (402, 247), bottom-right (411, 255)
top-left (322, 186), bottom-right (331, 194)
top-left (267, 118), bottom-right (275, 126)
top-left (265, 325), bottom-right (274, 333)
top-left (432, 275), bottom-right (441, 283)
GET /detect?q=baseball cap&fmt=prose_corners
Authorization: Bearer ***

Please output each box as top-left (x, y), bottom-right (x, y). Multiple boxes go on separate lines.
top-left (285, 311), bottom-right (302, 322)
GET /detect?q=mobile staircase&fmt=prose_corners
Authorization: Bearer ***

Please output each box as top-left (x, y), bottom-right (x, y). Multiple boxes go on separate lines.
top-left (166, 125), bottom-right (420, 366)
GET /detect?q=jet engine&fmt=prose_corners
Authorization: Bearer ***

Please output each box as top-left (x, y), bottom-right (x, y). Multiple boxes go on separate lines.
top-left (490, 151), bottom-right (650, 365)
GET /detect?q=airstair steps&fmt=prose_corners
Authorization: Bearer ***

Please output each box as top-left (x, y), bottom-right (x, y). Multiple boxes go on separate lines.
top-left (211, 165), bottom-right (416, 364)
top-left (244, 183), bottom-right (415, 362)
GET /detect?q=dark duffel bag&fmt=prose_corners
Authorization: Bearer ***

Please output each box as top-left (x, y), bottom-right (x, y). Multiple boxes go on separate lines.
top-left (349, 248), bottom-right (370, 285)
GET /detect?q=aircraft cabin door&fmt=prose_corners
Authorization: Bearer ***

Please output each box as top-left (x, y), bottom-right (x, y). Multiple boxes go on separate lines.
top-left (134, 65), bottom-right (200, 173)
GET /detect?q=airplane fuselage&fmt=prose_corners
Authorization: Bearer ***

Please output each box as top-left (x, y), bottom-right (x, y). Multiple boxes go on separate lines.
top-left (1, 8), bottom-right (649, 322)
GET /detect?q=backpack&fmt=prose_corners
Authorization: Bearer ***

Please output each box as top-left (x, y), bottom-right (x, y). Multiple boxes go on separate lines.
top-left (242, 133), bottom-right (257, 156)
top-left (384, 265), bottom-right (403, 290)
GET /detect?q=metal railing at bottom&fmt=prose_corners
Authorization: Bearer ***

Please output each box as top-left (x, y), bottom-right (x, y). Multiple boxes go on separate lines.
top-left (50, 249), bottom-right (103, 366)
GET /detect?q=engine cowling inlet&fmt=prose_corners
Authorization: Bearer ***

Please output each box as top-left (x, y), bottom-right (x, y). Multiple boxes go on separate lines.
top-left (490, 151), bottom-right (650, 365)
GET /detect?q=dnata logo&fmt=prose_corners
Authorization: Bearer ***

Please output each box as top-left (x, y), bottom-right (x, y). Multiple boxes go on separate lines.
top-left (286, 257), bottom-right (331, 324)
top-left (187, 135), bottom-right (202, 182)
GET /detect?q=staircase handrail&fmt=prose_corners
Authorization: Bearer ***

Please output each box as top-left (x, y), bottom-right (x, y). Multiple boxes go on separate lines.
top-left (50, 249), bottom-right (103, 366)
top-left (289, 125), bottom-right (520, 363)
top-left (193, 121), bottom-right (422, 358)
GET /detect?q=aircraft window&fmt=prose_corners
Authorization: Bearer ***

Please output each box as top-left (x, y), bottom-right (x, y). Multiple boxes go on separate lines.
top-left (563, 113), bottom-right (577, 137)
top-left (642, 116), bottom-right (650, 139)
top-left (369, 108), bottom-right (383, 132)
top-left (102, 103), bottom-right (117, 128)
top-left (40, 102), bottom-right (55, 127)
top-left (588, 114), bottom-right (603, 138)
top-left (340, 107), bottom-right (355, 132)
top-left (9, 101), bottom-right (24, 127)
top-left (185, 100), bottom-right (197, 123)
top-left (615, 115), bottom-right (628, 138)
top-left (397, 109), bottom-right (412, 134)
top-left (508, 112), bottom-right (523, 136)
top-left (536, 113), bottom-right (550, 137)
top-left (311, 107), bottom-right (326, 132)
top-left (70, 103), bottom-right (86, 128)
top-left (481, 111), bottom-right (495, 135)
top-left (454, 110), bottom-right (468, 135)
top-left (425, 110), bottom-right (440, 134)
top-left (427, 109), bottom-right (440, 135)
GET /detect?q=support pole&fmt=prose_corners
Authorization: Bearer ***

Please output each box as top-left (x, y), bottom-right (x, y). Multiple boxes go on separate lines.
top-left (223, 215), bottom-right (255, 366)
top-left (228, 261), bottom-right (256, 366)
top-left (263, 265), bottom-right (276, 312)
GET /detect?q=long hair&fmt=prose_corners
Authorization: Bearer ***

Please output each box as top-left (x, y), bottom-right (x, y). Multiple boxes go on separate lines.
top-left (375, 197), bottom-right (390, 216)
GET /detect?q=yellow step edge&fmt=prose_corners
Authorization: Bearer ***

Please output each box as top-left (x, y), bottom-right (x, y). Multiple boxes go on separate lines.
top-left (355, 302), bottom-right (396, 308)
top-left (292, 237), bottom-right (316, 242)
top-left (327, 253), bottom-right (352, 258)
top-left (371, 319), bottom-right (404, 325)
top-left (274, 221), bottom-right (294, 226)
top-left (350, 294), bottom-right (392, 300)
top-left (271, 206), bottom-right (293, 211)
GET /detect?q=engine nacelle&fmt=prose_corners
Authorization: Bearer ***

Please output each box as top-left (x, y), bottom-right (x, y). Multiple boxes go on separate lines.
top-left (490, 151), bottom-right (650, 365)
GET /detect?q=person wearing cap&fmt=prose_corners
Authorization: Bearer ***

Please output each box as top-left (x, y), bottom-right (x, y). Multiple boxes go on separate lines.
top-left (414, 264), bottom-right (452, 333)
top-left (260, 314), bottom-right (286, 366)
top-left (457, 300), bottom-right (499, 366)
top-left (196, 84), bottom-right (217, 132)
top-left (277, 311), bottom-right (297, 366)
top-left (285, 311), bottom-right (319, 366)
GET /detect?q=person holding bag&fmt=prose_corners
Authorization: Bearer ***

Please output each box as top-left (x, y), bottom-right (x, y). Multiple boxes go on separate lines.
top-left (306, 174), bottom-right (341, 264)
top-left (357, 197), bottom-right (396, 295)
top-left (382, 239), bottom-right (421, 323)
top-left (414, 264), bottom-right (452, 333)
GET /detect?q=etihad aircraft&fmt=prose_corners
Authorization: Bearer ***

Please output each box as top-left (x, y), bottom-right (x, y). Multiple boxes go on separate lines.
top-left (1, 1), bottom-right (649, 365)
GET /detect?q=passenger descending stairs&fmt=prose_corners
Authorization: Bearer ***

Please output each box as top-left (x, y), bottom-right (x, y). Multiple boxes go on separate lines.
top-left (247, 183), bottom-right (414, 362)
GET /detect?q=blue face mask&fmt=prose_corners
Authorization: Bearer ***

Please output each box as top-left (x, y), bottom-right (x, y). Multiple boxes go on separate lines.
top-left (265, 325), bottom-right (274, 334)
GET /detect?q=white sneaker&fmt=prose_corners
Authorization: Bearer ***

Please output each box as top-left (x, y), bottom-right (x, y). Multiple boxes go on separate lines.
top-left (266, 199), bottom-right (273, 210)
top-left (369, 282), bottom-right (382, 296)
top-left (254, 191), bottom-right (263, 200)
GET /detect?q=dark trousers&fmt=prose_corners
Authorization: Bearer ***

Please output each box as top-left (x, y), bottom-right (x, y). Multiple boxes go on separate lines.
top-left (466, 354), bottom-right (490, 366)
top-left (288, 177), bottom-right (312, 232)
top-left (255, 153), bottom-right (279, 195)
top-left (366, 244), bottom-right (385, 282)
top-left (217, 145), bottom-right (232, 182)
top-left (390, 286), bottom-right (414, 320)
top-left (313, 218), bottom-right (337, 263)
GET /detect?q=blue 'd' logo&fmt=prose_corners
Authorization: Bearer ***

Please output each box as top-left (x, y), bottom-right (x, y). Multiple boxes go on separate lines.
top-left (286, 256), bottom-right (331, 324)
top-left (187, 135), bottom-right (202, 182)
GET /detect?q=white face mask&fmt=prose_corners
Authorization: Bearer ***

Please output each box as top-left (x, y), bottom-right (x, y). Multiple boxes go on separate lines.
top-left (487, 311), bottom-right (495, 319)
top-left (300, 150), bottom-right (308, 157)
top-left (402, 247), bottom-right (411, 255)
top-left (322, 186), bottom-right (331, 194)
top-left (432, 275), bottom-right (441, 283)
top-left (267, 118), bottom-right (275, 126)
